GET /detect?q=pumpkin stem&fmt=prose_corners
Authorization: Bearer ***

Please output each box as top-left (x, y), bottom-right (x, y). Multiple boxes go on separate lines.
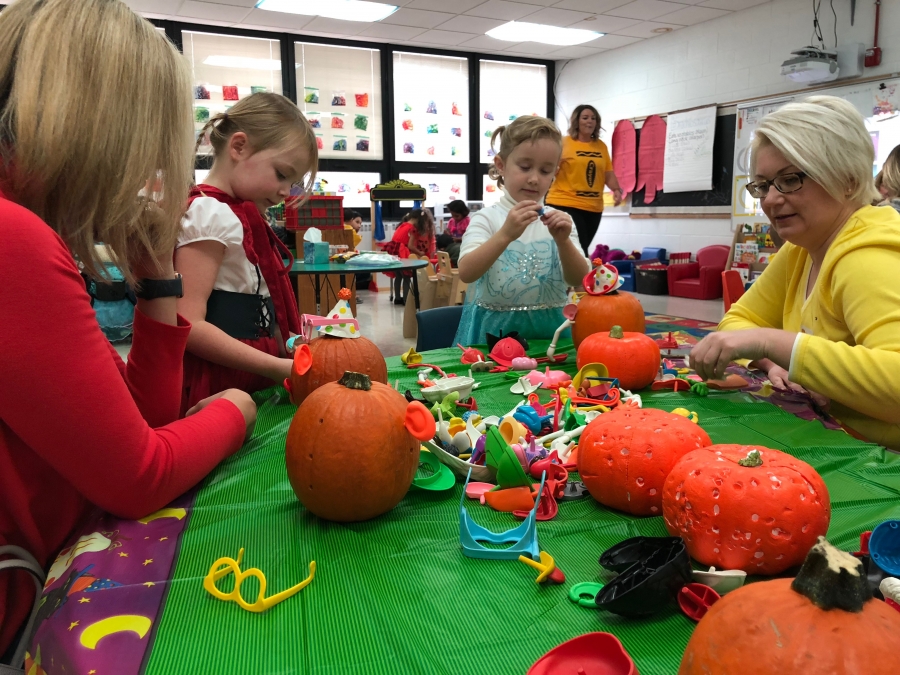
top-left (737, 449), bottom-right (763, 467)
top-left (609, 325), bottom-right (624, 339)
top-left (791, 537), bottom-right (871, 612)
top-left (338, 372), bottom-right (372, 391)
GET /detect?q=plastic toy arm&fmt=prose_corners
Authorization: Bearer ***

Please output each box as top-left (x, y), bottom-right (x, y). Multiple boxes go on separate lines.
top-left (547, 319), bottom-right (572, 358)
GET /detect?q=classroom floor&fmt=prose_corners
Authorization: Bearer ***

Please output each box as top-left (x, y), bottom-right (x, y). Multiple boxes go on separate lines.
top-left (112, 291), bottom-right (725, 362)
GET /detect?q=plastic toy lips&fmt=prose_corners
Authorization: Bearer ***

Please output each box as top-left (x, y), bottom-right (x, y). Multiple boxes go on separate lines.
top-left (489, 337), bottom-right (527, 368)
top-left (527, 632), bottom-right (638, 675)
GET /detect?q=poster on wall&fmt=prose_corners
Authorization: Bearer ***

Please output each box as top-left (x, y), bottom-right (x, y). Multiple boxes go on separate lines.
top-left (398, 173), bottom-right (467, 208)
top-left (393, 53), bottom-right (469, 163)
top-left (313, 171), bottom-right (380, 209)
top-left (479, 60), bottom-right (547, 163)
top-left (663, 106), bottom-right (716, 193)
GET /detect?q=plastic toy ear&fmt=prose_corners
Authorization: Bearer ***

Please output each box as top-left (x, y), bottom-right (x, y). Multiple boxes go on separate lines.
top-left (405, 401), bottom-right (436, 441)
top-left (562, 304), bottom-right (578, 320)
top-left (283, 378), bottom-right (295, 405)
top-left (293, 343), bottom-right (312, 376)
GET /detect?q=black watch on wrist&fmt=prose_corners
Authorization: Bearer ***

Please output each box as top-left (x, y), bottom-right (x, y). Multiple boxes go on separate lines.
top-left (135, 273), bottom-right (183, 300)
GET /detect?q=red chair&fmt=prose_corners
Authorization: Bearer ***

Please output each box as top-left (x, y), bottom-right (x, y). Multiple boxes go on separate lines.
top-left (722, 270), bottom-right (746, 312)
top-left (667, 245), bottom-right (730, 300)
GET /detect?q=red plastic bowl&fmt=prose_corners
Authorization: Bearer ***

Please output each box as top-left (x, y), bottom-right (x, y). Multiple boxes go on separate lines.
top-left (528, 632), bottom-right (639, 675)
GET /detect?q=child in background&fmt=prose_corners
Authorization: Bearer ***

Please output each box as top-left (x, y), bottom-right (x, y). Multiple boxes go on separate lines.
top-left (343, 208), bottom-right (363, 249)
top-left (445, 199), bottom-right (470, 239)
top-left (175, 93), bottom-right (317, 414)
top-left (436, 232), bottom-right (461, 267)
top-left (383, 208), bottom-right (436, 305)
top-left (455, 116), bottom-right (589, 346)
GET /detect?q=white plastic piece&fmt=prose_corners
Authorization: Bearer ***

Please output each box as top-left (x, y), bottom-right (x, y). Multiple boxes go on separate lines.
top-left (881, 577), bottom-right (900, 604)
top-left (692, 566), bottom-right (747, 595)
top-left (510, 376), bottom-right (541, 396)
top-left (420, 376), bottom-right (476, 403)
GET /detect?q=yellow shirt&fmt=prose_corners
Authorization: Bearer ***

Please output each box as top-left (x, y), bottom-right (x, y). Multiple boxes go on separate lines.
top-left (344, 223), bottom-right (362, 249)
top-left (719, 205), bottom-right (900, 451)
top-left (546, 137), bottom-right (613, 213)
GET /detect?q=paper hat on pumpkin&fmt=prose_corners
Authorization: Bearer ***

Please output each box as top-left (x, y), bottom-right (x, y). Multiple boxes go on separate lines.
top-left (582, 263), bottom-right (624, 296)
top-left (318, 288), bottom-right (360, 339)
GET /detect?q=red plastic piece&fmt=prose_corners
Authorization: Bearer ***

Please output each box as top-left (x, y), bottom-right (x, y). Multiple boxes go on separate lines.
top-left (853, 530), bottom-right (872, 557)
top-left (548, 566), bottom-right (566, 584)
top-left (678, 582), bottom-right (721, 622)
top-left (528, 632), bottom-right (638, 675)
top-left (651, 378), bottom-right (691, 392)
top-left (886, 598), bottom-right (900, 613)
top-left (513, 482), bottom-right (558, 521)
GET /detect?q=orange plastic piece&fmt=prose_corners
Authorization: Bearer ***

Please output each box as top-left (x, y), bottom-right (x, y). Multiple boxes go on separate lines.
top-left (483, 486), bottom-right (538, 512)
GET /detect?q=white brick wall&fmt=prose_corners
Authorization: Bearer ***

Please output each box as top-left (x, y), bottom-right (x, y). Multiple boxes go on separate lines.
top-left (556, 0), bottom-right (900, 255)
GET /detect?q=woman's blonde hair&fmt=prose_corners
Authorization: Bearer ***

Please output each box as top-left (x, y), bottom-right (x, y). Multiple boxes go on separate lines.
top-left (196, 93), bottom-right (317, 198)
top-left (0, 0), bottom-right (194, 285)
top-left (750, 95), bottom-right (879, 206)
top-left (488, 116), bottom-right (562, 188)
top-left (879, 144), bottom-right (900, 200)
top-left (567, 104), bottom-right (601, 140)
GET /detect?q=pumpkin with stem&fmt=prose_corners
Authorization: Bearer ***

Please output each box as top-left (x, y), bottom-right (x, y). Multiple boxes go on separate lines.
top-left (662, 445), bottom-right (830, 575)
top-left (578, 407), bottom-right (712, 516)
top-left (284, 336), bottom-right (387, 405)
top-left (572, 291), bottom-right (645, 349)
top-left (679, 537), bottom-right (900, 675)
top-left (285, 372), bottom-right (435, 522)
top-left (577, 325), bottom-right (660, 391)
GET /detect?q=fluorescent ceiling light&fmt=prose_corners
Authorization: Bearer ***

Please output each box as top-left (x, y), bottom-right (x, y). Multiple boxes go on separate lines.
top-left (256, 0), bottom-right (398, 22)
top-left (487, 21), bottom-right (603, 47)
top-left (203, 56), bottom-right (282, 70)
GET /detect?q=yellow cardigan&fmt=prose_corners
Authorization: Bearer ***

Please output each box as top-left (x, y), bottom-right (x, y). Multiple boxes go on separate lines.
top-left (719, 205), bottom-right (900, 451)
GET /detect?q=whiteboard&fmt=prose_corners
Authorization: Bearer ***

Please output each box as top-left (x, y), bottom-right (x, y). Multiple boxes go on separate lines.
top-left (663, 106), bottom-right (717, 193)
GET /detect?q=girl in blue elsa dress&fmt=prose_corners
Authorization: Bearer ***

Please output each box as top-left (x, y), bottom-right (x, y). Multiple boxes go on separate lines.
top-left (454, 116), bottom-right (591, 346)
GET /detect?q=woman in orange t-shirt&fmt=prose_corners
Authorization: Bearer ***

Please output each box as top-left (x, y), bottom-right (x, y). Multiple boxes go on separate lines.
top-left (546, 104), bottom-right (624, 255)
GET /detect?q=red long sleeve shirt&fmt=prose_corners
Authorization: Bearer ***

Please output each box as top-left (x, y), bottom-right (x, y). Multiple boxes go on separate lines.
top-left (0, 194), bottom-right (247, 655)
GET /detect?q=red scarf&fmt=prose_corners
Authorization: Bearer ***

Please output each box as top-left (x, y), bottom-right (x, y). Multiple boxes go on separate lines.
top-left (188, 185), bottom-right (300, 340)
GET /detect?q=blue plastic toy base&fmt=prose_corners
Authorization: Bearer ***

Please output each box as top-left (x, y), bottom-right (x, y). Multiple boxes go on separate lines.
top-left (869, 520), bottom-right (900, 576)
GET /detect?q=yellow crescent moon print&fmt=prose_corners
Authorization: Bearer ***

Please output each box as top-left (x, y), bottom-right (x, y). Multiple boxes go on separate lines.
top-left (79, 615), bottom-right (152, 649)
top-left (137, 507), bottom-right (186, 524)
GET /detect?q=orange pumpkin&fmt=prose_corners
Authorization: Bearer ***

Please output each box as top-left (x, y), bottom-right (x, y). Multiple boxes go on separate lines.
top-left (572, 291), bottom-right (645, 349)
top-left (285, 372), bottom-right (435, 522)
top-left (662, 445), bottom-right (830, 575)
top-left (577, 325), bottom-right (660, 391)
top-left (680, 538), bottom-right (900, 675)
top-left (577, 407), bottom-right (712, 516)
top-left (284, 335), bottom-right (387, 405)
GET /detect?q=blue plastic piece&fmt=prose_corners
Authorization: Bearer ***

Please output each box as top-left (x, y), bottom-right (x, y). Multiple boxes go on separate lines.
top-left (459, 468), bottom-right (544, 560)
top-left (512, 406), bottom-right (552, 434)
top-left (869, 520), bottom-right (900, 575)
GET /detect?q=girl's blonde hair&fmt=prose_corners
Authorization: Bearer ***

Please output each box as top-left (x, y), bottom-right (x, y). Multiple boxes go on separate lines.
top-left (195, 93), bottom-right (317, 198)
top-left (0, 0), bottom-right (194, 285)
top-left (488, 116), bottom-right (562, 188)
top-left (879, 144), bottom-right (900, 200)
top-left (750, 96), bottom-right (879, 206)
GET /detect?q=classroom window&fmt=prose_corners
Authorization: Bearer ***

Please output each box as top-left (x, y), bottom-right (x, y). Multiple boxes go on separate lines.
top-left (313, 171), bottom-right (381, 209)
top-left (399, 173), bottom-right (467, 208)
top-left (296, 43), bottom-right (383, 161)
top-left (479, 60), bottom-right (547, 164)
top-left (183, 31), bottom-right (283, 154)
top-left (393, 52), bottom-right (469, 164)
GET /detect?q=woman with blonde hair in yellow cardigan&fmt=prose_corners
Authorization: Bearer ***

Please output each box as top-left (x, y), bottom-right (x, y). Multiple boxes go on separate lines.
top-left (690, 96), bottom-right (900, 451)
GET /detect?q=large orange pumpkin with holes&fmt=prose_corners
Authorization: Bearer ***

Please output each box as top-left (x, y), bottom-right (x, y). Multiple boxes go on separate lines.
top-left (285, 372), bottom-right (435, 522)
top-left (662, 445), bottom-right (830, 575)
top-left (578, 407), bottom-right (712, 516)
top-left (572, 291), bottom-right (645, 349)
top-left (679, 538), bottom-right (900, 675)
top-left (284, 335), bottom-right (387, 405)
top-left (577, 325), bottom-right (660, 391)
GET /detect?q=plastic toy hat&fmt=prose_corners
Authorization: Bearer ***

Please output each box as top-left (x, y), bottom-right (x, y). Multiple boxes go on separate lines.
top-left (318, 288), bottom-right (359, 338)
top-left (203, 548), bottom-right (315, 613)
top-left (489, 337), bottom-right (528, 368)
top-left (582, 263), bottom-right (624, 296)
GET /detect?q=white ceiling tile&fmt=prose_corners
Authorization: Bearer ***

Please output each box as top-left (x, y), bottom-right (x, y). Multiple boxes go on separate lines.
top-left (415, 29), bottom-right (479, 45)
top-left (240, 8), bottom-right (315, 29)
top-left (407, 0), bottom-right (485, 12)
top-left (178, 0), bottom-right (254, 22)
top-left (568, 14), bottom-right (639, 32)
top-left (592, 33), bottom-right (642, 47)
top-left (358, 22), bottom-right (429, 39)
top-left (124, 0), bottom-right (185, 15)
top-left (189, 0), bottom-right (255, 6)
top-left (547, 45), bottom-right (608, 59)
top-left (612, 19), bottom-right (682, 37)
top-left (435, 15), bottom-right (507, 33)
top-left (381, 7), bottom-right (456, 28)
top-left (504, 41), bottom-right (566, 55)
top-left (465, 0), bottom-right (542, 21)
top-left (605, 0), bottom-right (689, 21)
top-left (301, 17), bottom-right (371, 34)
top-left (520, 7), bottom-right (594, 26)
top-left (698, 0), bottom-right (768, 9)
top-left (458, 34), bottom-right (522, 50)
top-left (550, 0), bottom-right (632, 11)
top-left (657, 4), bottom-right (728, 24)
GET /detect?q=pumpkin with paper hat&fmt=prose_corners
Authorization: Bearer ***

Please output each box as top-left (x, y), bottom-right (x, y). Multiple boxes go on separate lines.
top-left (571, 262), bottom-right (645, 349)
top-left (284, 289), bottom-right (387, 405)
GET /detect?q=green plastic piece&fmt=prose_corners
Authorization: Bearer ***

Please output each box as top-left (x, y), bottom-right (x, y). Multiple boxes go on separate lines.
top-left (484, 426), bottom-right (531, 489)
top-left (411, 450), bottom-right (456, 491)
top-left (568, 581), bottom-right (605, 608)
top-left (431, 391), bottom-right (460, 420)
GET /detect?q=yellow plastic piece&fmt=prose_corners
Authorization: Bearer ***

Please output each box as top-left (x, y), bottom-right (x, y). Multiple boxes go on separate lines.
top-left (518, 551), bottom-right (557, 583)
top-left (675, 368), bottom-right (691, 375)
top-left (671, 408), bottom-right (699, 424)
top-left (203, 548), bottom-right (315, 613)
top-left (499, 417), bottom-right (528, 446)
top-left (572, 363), bottom-right (609, 392)
top-left (400, 348), bottom-right (422, 365)
top-left (448, 417), bottom-right (466, 437)
top-left (573, 403), bottom-right (609, 413)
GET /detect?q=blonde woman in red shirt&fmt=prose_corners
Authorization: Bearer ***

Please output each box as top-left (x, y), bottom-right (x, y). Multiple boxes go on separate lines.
top-left (0, 0), bottom-right (256, 663)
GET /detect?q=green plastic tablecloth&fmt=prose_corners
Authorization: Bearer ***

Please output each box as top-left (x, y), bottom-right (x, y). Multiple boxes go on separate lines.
top-left (144, 341), bottom-right (900, 675)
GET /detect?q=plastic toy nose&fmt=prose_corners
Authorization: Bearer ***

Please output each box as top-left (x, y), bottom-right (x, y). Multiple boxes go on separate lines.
top-left (405, 401), bottom-right (436, 441)
top-left (293, 344), bottom-right (312, 376)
